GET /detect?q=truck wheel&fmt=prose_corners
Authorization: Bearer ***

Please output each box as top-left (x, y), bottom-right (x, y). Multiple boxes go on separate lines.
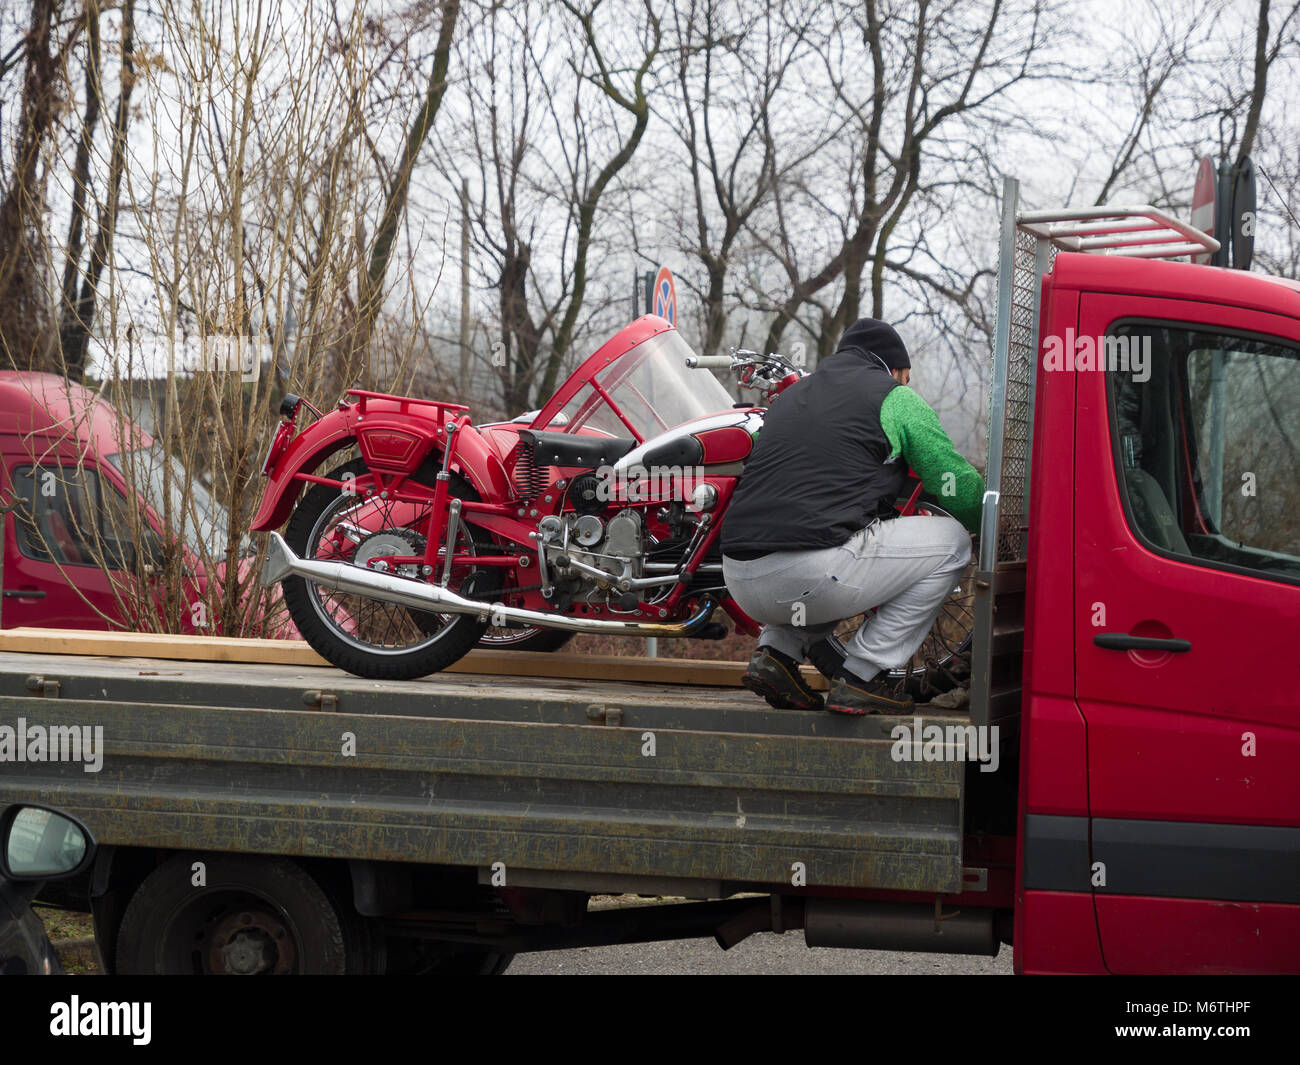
top-left (115, 854), bottom-right (373, 974)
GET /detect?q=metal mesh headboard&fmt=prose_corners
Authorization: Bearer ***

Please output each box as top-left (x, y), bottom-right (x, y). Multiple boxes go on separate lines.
top-left (976, 180), bottom-right (1213, 571)
top-left (970, 180), bottom-right (1218, 728)
top-left (980, 177), bottom-right (1050, 569)
top-left (994, 228), bottom-right (1046, 561)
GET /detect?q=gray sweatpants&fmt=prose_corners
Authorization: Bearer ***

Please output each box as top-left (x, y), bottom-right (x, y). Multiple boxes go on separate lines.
top-left (722, 516), bottom-right (971, 682)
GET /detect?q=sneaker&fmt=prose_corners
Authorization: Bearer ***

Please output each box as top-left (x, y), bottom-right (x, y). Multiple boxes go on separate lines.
top-left (741, 647), bottom-right (824, 712)
top-left (826, 668), bottom-right (915, 715)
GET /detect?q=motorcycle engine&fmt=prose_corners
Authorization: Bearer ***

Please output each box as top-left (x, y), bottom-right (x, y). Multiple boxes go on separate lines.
top-left (539, 509), bottom-right (644, 604)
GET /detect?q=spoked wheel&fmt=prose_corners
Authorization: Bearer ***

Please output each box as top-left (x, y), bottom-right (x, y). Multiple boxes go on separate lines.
top-left (476, 625), bottom-right (573, 653)
top-left (807, 506), bottom-right (977, 701)
top-left (281, 458), bottom-right (502, 680)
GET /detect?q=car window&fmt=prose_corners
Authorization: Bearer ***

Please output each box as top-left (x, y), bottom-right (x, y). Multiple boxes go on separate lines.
top-left (9, 463), bottom-right (138, 569)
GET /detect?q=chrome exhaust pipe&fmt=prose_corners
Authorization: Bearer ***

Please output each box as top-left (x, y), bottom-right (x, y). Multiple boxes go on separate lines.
top-left (260, 532), bottom-right (716, 637)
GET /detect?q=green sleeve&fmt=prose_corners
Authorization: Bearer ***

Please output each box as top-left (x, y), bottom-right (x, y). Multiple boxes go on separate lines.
top-left (880, 386), bottom-right (985, 532)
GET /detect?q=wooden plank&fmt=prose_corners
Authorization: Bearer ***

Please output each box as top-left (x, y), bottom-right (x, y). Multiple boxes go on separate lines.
top-left (0, 627), bottom-right (328, 666)
top-left (0, 626), bottom-right (830, 689)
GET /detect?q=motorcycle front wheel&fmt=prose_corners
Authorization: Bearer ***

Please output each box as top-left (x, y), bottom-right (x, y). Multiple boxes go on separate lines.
top-left (280, 458), bottom-right (502, 680)
top-left (476, 626), bottom-right (573, 653)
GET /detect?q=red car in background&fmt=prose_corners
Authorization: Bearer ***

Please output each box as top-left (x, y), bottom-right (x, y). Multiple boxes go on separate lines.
top-left (0, 371), bottom-right (249, 633)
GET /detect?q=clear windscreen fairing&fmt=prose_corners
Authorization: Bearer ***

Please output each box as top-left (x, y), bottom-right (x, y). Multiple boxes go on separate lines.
top-left (556, 332), bottom-right (735, 441)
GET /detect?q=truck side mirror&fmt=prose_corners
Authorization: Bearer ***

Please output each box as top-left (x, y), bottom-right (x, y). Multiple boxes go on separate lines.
top-left (0, 805), bottom-right (97, 880)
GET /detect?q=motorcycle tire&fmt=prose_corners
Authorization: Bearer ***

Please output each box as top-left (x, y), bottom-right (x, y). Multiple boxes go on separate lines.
top-left (281, 458), bottom-right (501, 680)
top-left (477, 627), bottom-right (574, 653)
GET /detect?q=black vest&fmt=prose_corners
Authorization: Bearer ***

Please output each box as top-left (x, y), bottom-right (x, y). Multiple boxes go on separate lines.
top-left (720, 351), bottom-right (906, 555)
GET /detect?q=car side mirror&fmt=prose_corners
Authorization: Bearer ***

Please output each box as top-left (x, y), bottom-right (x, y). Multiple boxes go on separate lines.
top-left (0, 805), bottom-right (96, 880)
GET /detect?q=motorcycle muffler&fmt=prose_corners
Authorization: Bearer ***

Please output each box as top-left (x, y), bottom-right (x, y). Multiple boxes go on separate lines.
top-left (260, 532), bottom-right (716, 637)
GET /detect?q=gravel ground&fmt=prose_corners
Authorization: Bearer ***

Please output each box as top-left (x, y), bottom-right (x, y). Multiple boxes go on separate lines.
top-left (508, 934), bottom-right (1013, 975)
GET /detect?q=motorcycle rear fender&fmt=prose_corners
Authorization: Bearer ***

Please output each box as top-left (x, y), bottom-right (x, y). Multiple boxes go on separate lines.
top-left (250, 408), bottom-right (512, 532)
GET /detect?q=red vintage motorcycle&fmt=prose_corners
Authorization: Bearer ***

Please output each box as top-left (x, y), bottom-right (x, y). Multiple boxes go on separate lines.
top-left (254, 316), bottom-right (973, 687)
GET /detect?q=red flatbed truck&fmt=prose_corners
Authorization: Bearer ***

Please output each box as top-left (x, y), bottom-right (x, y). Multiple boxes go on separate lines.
top-left (0, 178), bottom-right (1295, 974)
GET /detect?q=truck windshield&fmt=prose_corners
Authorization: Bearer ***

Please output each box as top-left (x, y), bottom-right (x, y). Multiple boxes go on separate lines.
top-left (105, 443), bottom-right (237, 559)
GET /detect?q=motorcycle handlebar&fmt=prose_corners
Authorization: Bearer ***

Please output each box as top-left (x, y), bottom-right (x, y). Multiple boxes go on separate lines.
top-left (685, 355), bottom-right (735, 369)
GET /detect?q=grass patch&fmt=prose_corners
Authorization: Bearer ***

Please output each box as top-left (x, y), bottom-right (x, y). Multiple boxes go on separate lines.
top-left (32, 906), bottom-right (101, 975)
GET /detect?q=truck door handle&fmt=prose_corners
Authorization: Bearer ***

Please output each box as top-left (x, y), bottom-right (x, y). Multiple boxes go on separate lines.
top-left (1094, 633), bottom-right (1191, 653)
top-left (3, 588), bottom-right (47, 599)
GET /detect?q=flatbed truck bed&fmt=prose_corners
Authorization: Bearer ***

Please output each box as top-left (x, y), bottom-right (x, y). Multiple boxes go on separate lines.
top-left (0, 634), bottom-right (1011, 972)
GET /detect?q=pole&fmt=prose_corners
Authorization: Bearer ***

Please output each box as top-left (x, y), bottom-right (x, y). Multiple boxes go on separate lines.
top-left (459, 178), bottom-right (471, 392)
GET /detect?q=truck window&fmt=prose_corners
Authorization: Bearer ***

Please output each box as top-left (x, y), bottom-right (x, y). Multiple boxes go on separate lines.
top-left (1107, 323), bottom-right (1300, 584)
top-left (10, 464), bottom-right (138, 570)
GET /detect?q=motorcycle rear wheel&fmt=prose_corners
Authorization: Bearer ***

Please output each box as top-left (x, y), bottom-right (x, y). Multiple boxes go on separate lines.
top-left (281, 458), bottom-right (500, 680)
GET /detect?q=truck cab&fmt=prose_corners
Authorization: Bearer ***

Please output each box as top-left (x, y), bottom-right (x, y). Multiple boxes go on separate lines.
top-left (986, 187), bottom-right (1300, 972)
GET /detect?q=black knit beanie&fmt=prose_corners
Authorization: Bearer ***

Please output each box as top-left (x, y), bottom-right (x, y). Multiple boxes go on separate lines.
top-left (834, 317), bottom-right (911, 371)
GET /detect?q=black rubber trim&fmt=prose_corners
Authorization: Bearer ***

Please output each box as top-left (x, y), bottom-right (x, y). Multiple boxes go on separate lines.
top-left (1093, 633), bottom-right (1191, 653)
top-left (1093, 818), bottom-right (1300, 904)
top-left (1022, 813), bottom-right (1091, 892)
top-left (1023, 813), bottom-right (1300, 903)
top-left (2, 589), bottom-right (46, 598)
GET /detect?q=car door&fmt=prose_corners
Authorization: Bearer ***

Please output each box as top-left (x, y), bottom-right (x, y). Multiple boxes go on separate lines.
top-left (1, 453), bottom-right (141, 628)
top-left (1072, 294), bottom-right (1300, 973)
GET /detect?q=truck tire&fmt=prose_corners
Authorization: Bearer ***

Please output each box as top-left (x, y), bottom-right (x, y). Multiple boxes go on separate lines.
top-left (115, 854), bottom-right (372, 974)
top-left (282, 458), bottom-right (502, 680)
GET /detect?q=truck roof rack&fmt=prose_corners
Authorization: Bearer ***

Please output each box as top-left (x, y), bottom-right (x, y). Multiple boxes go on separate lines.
top-left (1016, 205), bottom-right (1219, 260)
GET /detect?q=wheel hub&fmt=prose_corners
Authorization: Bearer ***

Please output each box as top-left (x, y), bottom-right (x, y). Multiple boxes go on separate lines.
top-left (209, 909), bottom-right (296, 975)
top-left (353, 529), bottom-right (425, 578)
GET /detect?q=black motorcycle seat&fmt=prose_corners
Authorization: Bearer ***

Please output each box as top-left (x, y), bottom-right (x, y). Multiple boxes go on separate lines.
top-left (517, 429), bottom-right (637, 468)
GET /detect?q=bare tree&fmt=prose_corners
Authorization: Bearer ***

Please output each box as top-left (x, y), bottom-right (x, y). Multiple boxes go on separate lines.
top-left (0, 0), bottom-right (75, 372)
top-left (441, 0), bottom-right (661, 413)
top-left (660, 0), bottom-right (826, 356)
top-left (747, 0), bottom-right (1052, 361)
top-left (61, 0), bottom-right (133, 380)
top-left (353, 0), bottom-right (460, 386)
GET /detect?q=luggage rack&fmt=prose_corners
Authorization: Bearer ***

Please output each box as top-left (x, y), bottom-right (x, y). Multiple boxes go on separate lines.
top-left (343, 388), bottom-right (470, 424)
top-left (969, 179), bottom-right (1218, 730)
top-left (1016, 204), bottom-right (1220, 259)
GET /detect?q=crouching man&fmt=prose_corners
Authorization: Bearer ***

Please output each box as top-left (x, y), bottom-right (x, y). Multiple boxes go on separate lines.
top-left (720, 318), bottom-right (984, 715)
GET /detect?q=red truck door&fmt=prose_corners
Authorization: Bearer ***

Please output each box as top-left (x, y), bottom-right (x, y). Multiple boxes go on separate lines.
top-left (1072, 293), bottom-right (1300, 973)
